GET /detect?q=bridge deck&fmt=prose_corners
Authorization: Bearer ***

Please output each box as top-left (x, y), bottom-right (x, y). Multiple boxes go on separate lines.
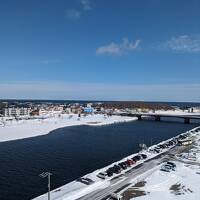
top-left (119, 113), bottom-right (200, 120)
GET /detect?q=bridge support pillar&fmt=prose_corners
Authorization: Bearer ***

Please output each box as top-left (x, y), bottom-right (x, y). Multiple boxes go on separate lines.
top-left (155, 116), bottom-right (161, 122)
top-left (184, 117), bottom-right (190, 124)
top-left (137, 115), bottom-right (142, 120)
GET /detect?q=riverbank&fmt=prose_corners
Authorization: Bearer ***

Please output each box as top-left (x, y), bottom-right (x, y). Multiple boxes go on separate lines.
top-left (1, 109), bottom-right (199, 143)
top-left (0, 114), bottom-right (136, 142)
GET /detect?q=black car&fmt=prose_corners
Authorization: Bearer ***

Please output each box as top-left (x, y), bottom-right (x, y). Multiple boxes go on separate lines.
top-left (106, 168), bottom-right (114, 177)
top-left (119, 162), bottom-right (127, 170)
top-left (140, 154), bottom-right (147, 159)
top-left (132, 155), bottom-right (141, 161)
top-left (113, 165), bottom-right (121, 174)
top-left (165, 143), bottom-right (170, 147)
top-left (167, 161), bottom-right (176, 168)
top-left (158, 144), bottom-right (165, 148)
top-left (179, 135), bottom-right (187, 140)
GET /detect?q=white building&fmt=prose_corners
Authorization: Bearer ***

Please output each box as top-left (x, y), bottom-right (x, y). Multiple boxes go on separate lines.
top-left (3, 107), bottom-right (31, 117)
top-left (188, 107), bottom-right (200, 113)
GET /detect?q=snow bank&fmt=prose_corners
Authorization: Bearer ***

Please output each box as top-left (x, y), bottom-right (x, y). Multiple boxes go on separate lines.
top-left (0, 114), bottom-right (136, 142)
top-left (131, 161), bottom-right (200, 200)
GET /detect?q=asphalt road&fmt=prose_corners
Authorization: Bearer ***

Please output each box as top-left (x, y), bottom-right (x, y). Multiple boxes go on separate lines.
top-left (77, 146), bottom-right (185, 200)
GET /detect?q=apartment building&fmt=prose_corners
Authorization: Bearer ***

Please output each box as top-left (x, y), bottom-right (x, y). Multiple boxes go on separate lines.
top-left (3, 107), bottom-right (31, 117)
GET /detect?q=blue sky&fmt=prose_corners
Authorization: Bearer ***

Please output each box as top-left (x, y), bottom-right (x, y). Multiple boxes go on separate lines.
top-left (0, 0), bottom-right (200, 101)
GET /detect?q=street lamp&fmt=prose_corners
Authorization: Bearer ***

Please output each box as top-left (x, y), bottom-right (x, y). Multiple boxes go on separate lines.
top-left (39, 172), bottom-right (52, 200)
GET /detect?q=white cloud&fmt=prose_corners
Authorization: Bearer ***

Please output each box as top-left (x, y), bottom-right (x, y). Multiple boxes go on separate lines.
top-left (66, 0), bottom-right (92, 20)
top-left (96, 38), bottom-right (141, 56)
top-left (0, 81), bottom-right (199, 102)
top-left (65, 9), bottom-right (81, 19)
top-left (163, 35), bottom-right (200, 53)
top-left (80, 0), bottom-right (92, 11)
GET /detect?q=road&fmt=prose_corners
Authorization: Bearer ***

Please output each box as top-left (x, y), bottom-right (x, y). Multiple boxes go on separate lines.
top-left (77, 146), bottom-right (185, 200)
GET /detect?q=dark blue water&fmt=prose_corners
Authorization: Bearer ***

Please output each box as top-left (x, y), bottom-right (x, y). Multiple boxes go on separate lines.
top-left (0, 121), bottom-right (197, 200)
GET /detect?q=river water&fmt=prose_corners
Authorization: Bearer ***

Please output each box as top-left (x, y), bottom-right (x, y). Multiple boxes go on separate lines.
top-left (0, 120), bottom-right (197, 200)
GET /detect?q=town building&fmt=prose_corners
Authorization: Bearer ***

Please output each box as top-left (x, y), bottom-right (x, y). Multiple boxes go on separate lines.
top-left (3, 107), bottom-right (31, 117)
top-left (83, 107), bottom-right (94, 113)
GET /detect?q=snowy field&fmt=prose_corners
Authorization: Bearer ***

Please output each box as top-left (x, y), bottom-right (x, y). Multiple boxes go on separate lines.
top-left (124, 161), bottom-right (200, 200)
top-left (0, 114), bottom-right (135, 142)
top-left (120, 130), bottom-right (200, 200)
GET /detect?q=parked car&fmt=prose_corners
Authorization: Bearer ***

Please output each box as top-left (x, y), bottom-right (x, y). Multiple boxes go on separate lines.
top-left (125, 159), bottom-right (134, 166)
top-left (97, 172), bottom-right (107, 179)
top-left (165, 164), bottom-right (175, 171)
top-left (165, 142), bottom-right (171, 147)
top-left (132, 155), bottom-right (141, 161)
top-left (169, 141), bottom-right (174, 146)
top-left (160, 163), bottom-right (175, 172)
top-left (167, 161), bottom-right (176, 168)
top-left (158, 144), bottom-right (165, 149)
top-left (130, 159), bottom-right (136, 164)
top-left (77, 177), bottom-right (94, 185)
top-left (106, 168), bottom-right (114, 177)
top-left (154, 147), bottom-right (161, 152)
top-left (113, 165), bottom-right (121, 174)
top-left (178, 135), bottom-right (187, 140)
top-left (140, 154), bottom-right (147, 159)
top-left (118, 162), bottom-right (127, 170)
top-left (160, 166), bottom-right (170, 172)
top-left (195, 128), bottom-right (200, 132)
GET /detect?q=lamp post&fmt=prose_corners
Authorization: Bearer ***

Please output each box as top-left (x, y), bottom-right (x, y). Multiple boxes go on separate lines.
top-left (39, 172), bottom-right (52, 200)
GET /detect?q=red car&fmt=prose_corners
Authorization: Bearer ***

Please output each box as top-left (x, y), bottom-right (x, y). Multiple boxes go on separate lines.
top-left (126, 159), bottom-right (135, 166)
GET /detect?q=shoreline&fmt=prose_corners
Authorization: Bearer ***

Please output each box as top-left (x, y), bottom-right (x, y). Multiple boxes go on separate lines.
top-left (0, 114), bottom-right (136, 143)
top-left (1, 110), bottom-right (199, 143)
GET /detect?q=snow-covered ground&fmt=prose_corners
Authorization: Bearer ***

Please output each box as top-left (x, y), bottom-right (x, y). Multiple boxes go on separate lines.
top-left (126, 161), bottom-right (200, 200)
top-left (119, 129), bottom-right (200, 200)
top-left (0, 114), bottom-right (135, 142)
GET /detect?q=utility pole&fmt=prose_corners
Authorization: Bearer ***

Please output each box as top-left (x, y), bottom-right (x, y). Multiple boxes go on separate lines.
top-left (39, 172), bottom-right (52, 200)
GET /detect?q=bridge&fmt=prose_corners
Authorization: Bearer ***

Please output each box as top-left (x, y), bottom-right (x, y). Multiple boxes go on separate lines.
top-left (118, 113), bottom-right (200, 124)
